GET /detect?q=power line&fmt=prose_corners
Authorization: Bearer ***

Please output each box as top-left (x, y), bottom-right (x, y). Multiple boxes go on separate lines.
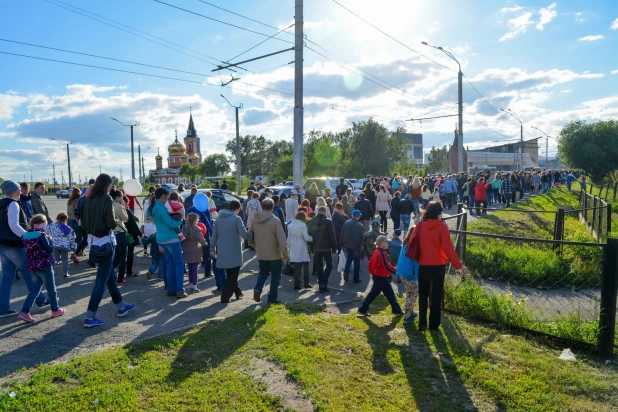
top-left (0, 51), bottom-right (293, 100)
top-left (226, 23), bottom-right (294, 64)
top-left (330, 0), bottom-right (454, 72)
top-left (153, 0), bottom-right (295, 45)
top-left (0, 38), bottom-right (294, 96)
top-left (331, 104), bottom-right (402, 124)
top-left (43, 0), bottom-right (293, 94)
top-left (194, 0), bottom-right (293, 34)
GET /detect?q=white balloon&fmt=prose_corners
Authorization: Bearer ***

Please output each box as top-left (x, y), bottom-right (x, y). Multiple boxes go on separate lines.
top-left (123, 179), bottom-right (143, 196)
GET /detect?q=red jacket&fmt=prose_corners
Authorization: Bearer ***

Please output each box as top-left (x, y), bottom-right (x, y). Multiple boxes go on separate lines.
top-left (368, 247), bottom-right (397, 278)
top-left (474, 182), bottom-right (491, 201)
top-left (416, 219), bottom-right (463, 268)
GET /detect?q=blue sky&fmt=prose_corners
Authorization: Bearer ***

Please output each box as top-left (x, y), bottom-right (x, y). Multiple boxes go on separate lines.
top-left (0, 0), bottom-right (617, 182)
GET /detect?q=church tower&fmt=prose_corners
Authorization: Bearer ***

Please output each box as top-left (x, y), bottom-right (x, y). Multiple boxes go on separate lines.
top-left (184, 109), bottom-right (202, 163)
top-left (155, 148), bottom-right (163, 170)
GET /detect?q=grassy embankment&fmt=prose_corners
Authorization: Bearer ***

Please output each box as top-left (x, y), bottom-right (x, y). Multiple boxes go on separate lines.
top-left (1, 303), bottom-right (617, 411)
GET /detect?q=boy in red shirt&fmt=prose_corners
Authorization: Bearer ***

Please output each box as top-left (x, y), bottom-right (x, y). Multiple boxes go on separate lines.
top-left (358, 235), bottom-right (403, 317)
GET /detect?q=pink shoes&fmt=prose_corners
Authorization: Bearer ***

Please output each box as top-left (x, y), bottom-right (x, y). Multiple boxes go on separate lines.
top-left (18, 312), bottom-right (35, 323)
top-left (52, 308), bottom-right (66, 318)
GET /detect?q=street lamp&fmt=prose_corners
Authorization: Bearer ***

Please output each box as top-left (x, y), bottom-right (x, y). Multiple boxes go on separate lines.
top-left (422, 41), bottom-right (464, 172)
top-left (221, 95), bottom-right (243, 195)
top-left (110, 117), bottom-right (140, 179)
top-left (50, 138), bottom-right (75, 189)
top-left (531, 126), bottom-right (558, 168)
top-left (500, 109), bottom-right (524, 171)
top-left (141, 146), bottom-right (151, 182)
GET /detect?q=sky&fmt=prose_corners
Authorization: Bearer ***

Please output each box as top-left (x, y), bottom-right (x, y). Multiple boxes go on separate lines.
top-left (0, 0), bottom-right (617, 183)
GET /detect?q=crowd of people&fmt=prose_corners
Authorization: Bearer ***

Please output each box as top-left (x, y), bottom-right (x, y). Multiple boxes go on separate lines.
top-left (1, 168), bottom-right (579, 330)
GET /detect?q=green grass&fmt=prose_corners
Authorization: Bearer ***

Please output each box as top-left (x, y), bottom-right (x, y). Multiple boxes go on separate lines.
top-left (466, 187), bottom-right (603, 287)
top-left (2, 303), bottom-right (617, 411)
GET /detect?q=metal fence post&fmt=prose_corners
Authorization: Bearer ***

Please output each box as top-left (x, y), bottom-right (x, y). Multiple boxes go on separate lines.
top-left (593, 196), bottom-right (598, 235)
top-left (598, 238), bottom-right (618, 358)
top-left (461, 213), bottom-right (467, 263)
top-left (610, 204), bottom-right (614, 239)
top-left (553, 207), bottom-right (565, 251)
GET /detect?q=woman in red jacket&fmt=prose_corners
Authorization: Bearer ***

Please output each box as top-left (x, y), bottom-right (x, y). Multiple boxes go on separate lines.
top-left (412, 201), bottom-right (468, 331)
top-left (473, 177), bottom-right (492, 216)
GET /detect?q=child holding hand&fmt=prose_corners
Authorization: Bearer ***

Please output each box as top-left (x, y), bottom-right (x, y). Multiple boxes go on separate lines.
top-left (182, 213), bottom-right (206, 292)
top-left (357, 235), bottom-right (403, 317)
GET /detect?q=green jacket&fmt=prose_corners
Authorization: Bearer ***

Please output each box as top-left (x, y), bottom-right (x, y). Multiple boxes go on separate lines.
top-left (361, 229), bottom-right (381, 259)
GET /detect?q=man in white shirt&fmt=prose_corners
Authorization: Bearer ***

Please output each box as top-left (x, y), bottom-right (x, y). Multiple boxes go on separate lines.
top-left (285, 189), bottom-right (300, 222)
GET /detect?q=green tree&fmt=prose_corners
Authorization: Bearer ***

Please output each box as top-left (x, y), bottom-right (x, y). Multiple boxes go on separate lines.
top-left (271, 154), bottom-right (294, 182)
top-left (426, 145), bottom-right (449, 174)
top-left (225, 135), bottom-right (270, 178)
top-left (179, 163), bottom-right (199, 183)
top-left (559, 120), bottom-right (618, 182)
top-left (346, 119), bottom-right (406, 176)
top-left (200, 153), bottom-right (230, 177)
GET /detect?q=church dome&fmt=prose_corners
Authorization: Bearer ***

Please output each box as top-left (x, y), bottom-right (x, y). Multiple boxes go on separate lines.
top-left (192, 153), bottom-right (199, 159)
top-left (168, 136), bottom-right (185, 153)
top-left (181, 153), bottom-right (188, 160)
top-left (155, 148), bottom-right (163, 160)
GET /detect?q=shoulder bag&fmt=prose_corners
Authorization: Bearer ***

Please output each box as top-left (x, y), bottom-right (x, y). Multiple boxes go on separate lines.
top-left (405, 220), bottom-right (422, 262)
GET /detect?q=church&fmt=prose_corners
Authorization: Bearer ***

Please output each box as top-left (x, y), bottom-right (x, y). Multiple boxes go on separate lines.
top-left (149, 111), bottom-right (203, 186)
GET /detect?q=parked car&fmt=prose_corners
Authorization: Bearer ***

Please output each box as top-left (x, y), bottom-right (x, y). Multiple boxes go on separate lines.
top-left (347, 178), bottom-right (364, 190)
top-left (161, 183), bottom-right (178, 191)
top-left (180, 189), bottom-right (243, 212)
top-left (302, 177), bottom-right (362, 198)
top-left (259, 185), bottom-right (294, 198)
top-left (56, 190), bottom-right (70, 199)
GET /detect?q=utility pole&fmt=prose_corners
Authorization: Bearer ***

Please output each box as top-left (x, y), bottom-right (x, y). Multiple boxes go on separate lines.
top-left (66, 143), bottom-right (73, 188)
top-left (111, 118), bottom-right (140, 179)
top-left (422, 41), bottom-right (464, 172)
top-left (221, 95), bottom-right (243, 195)
top-left (501, 109), bottom-right (524, 171)
top-left (53, 163), bottom-right (56, 187)
top-left (293, 0), bottom-right (304, 187)
top-left (138, 145), bottom-right (142, 182)
top-left (546, 137), bottom-right (548, 167)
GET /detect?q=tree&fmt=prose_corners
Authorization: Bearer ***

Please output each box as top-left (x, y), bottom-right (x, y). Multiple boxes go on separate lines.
top-left (179, 163), bottom-right (199, 183)
top-left (225, 135), bottom-right (269, 178)
top-left (426, 145), bottom-right (449, 174)
top-left (559, 120), bottom-right (618, 182)
top-left (200, 153), bottom-right (230, 177)
top-left (346, 119), bottom-right (407, 176)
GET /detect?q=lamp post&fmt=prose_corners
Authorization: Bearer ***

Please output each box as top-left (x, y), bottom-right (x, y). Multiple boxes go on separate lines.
top-left (221, 94), bottom-right (243, 195)
top-left (141, 146), bottom-right (151, 182)
top-left (50, 138), bottom-right (75, 189)
top-left (111, 117), bottom-right (140, 179)
top-left (422, 41), bottom-right (464, 172)
top-left (531, 126), bottom-right (557, 168)
top-left (500, 109), bottom-right (524, 171)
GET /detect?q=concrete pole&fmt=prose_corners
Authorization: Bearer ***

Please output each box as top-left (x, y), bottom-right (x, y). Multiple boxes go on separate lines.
top-left (66, 143), bottom-right (72, 189)
top-left (293, 0), bottom-right (304, 187)
top-left (457, 70), bottom-right (464, 173)
top-left (138, 144), bottom-right (142, 182)
top-left (546, 137), bottom-right (548, 168)
top-left (130, 125), bottom-right (135, 180)
top-left (520, 123), bottom-right (524, 171)
top-left (235, 106), bottom-right (241, 195)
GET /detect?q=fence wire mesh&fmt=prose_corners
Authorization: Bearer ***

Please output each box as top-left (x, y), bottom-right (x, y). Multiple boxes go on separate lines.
top-left (579, 190), bottom-right (612, 242)
top-left (441, 211), bottom-right (605, 346)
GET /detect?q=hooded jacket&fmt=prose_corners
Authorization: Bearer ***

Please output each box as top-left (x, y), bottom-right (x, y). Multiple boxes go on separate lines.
top-left (249, 211), bottom-right (288, 261)
top-left (211, 209), bottom-right (252, 268)
top-left (147, 200), bottom-right (182, 244)
top-left (45, 221), bottom-right (77, 252)
top-left (416, 219), bottom-right (462, 268)
top-left (287, 219), bottom-right (312, 262)
top-left (182, 224), bottom-right (207, 264)
top-left (22, 231), bottom-right (55, 272)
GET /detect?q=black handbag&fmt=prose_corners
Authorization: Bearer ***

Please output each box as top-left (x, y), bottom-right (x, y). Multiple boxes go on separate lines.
top-left (88, 198), bottom-right (114, 263)
top-left (282, 261), bottom-right (295, 276)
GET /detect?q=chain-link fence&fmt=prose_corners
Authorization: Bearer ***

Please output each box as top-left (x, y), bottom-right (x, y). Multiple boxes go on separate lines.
top-left (439, 211), bottom-right (617, 355)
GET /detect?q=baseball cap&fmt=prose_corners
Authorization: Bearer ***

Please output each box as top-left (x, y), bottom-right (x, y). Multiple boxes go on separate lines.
top-left (291, 189), bottom-right (299, 195)
top-left (394, 229), bottom-right (402, 236)
top-left (375, 235), bottom-right (389, 245)
top-left (371, 220), bottom-right (381, 227)
top-left (352, 209), bottom-right (361, 217)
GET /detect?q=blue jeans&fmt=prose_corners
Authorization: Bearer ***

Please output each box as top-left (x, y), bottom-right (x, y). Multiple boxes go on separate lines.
top-left (566, 181), bottom-right (572, 191)
top-left (543, 182), bottom-right (548, 193)
top-left (400, 214), bottom-right (411, 234)
top-left (0, 245), bottom-right (46, 314)
top-left (343, 248), bottom-right (361, 281)
top-left (86, 246), bottom-right (123, 317)
top-left (358, 275), bottom-right (402, 314)
top-left (412, 199), bottom-right (420, 214)
top-left (68, 219), bottom-right (82, 246)
top-left (159, 251), bottom-right (168, 288)
top-left (458, 189), bottom-right (464, 202)
top-left (213, 258), bottom-right (227, 290)
top-left (486, 190), bottom-right (493, 204)
top-left (22, 265), bottom-right (59, 314)
top-left (160, 241), bottom-right (185, 294)
top-left (468, 195), bottom-right (475, 210)
top-left (148, 238), bottom-right (160, 274)
top-left (254, 259), bottom-right (283, 303)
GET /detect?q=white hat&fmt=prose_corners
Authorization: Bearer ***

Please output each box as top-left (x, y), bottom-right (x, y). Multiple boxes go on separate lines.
top-left (291, 189), bottom-right (299, 195)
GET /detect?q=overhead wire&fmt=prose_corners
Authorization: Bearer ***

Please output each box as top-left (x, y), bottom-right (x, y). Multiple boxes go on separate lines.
top-left (0, 51), bottom-right (293, 100)
top-left (226, 23), bottom-right (295, 63)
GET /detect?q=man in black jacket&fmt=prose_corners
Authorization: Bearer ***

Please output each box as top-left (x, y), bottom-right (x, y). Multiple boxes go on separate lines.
top-left (354, 192), bottom-right (374, 231)
top-left (307, 207), bottom-right (337, 293)
top-left (335, 177), bottom-right (348, 199)
top-left (398, 194), bottom-right (415, 235)
top-left (340, 210), bottom-right (365, 283)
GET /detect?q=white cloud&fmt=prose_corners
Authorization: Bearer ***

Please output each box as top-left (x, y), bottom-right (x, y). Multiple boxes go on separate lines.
top-left (574, 12), bottom-right (586, 23)
top-left (0, 93), bottom-right (28, 121)
top-left (500, 5), bottom-right (523, 14)
top-left (611, 70), bottom-right (618, 75)
top-left (500, 12), bottom-right (534, 41)
top-left (611, 18), bottom-right (618, 30)
top-left (578, 35), bottom-right (604, 42)
top-left (536, 3), bottom-right (557, 30)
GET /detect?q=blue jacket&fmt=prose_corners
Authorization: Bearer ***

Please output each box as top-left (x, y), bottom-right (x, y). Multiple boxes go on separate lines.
top-left (147, 201), bottom-right (182, 244)
top-left (389, 238), bottom-right (402, 260)
top-left (19, 195), bottom-right (33, 221)
top-left (396, 244), bottom-right (419, 281)
top-left (188, 206), bottom-right (214, 242)
top-left (444, 178), bottom-right (458, 193)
